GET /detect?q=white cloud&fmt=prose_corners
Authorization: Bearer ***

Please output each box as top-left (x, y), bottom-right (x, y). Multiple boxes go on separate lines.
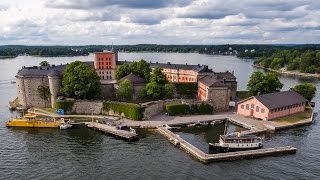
top-left (0, 0), bottom-right (319, 45)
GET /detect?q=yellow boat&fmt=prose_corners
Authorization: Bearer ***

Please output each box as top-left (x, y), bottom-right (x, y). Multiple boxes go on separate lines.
top-left (6, 114), bottom-right (61, 128)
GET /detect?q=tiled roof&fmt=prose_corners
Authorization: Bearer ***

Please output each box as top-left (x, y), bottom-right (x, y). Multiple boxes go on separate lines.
top-left (119, 73), bottom-right (146, 84)
top-left (215, 71), bottom-right (236, 80)
top-left (248, 90), bottom-right (308, 109)
top-left (199, 75), bottom-right (227, 87)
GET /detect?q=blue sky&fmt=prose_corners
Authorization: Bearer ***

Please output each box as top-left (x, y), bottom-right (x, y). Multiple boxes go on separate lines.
top-left (0, 0), bottom-right (319, 45)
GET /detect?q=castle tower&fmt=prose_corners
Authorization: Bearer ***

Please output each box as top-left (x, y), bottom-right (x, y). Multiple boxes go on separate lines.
top-left (48, 70), bottom-right (62, 108)
top-left (94, 50), bottom-right (118, 81)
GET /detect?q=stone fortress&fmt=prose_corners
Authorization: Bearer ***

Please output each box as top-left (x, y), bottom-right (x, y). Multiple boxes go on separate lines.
top-left (15, 50), bottom-right (237, 112)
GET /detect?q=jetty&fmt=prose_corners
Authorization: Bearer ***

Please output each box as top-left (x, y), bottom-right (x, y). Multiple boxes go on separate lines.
top-left (157, 127), bottom-right (296, 163)
top-left (86, 122), bottom-right (138, 141)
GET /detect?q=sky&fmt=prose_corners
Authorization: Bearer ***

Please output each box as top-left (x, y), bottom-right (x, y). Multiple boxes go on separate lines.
top-left (0, 0), bottom-right (319, 45)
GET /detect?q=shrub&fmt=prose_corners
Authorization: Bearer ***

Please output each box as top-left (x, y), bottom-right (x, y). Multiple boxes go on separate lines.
top-left (173, 83), bottom-right (198, 98)
top-left (166, 103), bottom-right (213, 116)
top-left (103, 102), bottom-right (143, 121)
top-left (55, 101), bottom-right (75, 113)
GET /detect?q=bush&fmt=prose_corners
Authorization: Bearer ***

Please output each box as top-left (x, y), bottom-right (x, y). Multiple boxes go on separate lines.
top-left (166, 104), bottom-right (190, 116)
top-left (55, 101), bottom-right (75, 112)
top-left (173, 83), bottom-right (198, 98)
top-left (166, 103), bottom-right (213, 116)
top-left (103, 102), bottom-right (143, 121)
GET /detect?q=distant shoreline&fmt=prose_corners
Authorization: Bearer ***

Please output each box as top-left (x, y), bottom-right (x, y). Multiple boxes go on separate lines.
top-left (252, 64), bottom-right (320, 79)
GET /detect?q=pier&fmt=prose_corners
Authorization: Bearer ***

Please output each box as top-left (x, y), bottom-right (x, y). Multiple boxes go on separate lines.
top-left (86, 122), bottom-right (139, 141)
top-left (157, 127), bottom-right (296, 163)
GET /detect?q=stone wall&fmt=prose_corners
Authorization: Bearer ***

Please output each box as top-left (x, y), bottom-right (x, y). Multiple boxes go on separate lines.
top-left (208, 87), bottom-right (230, 112)
top-left (100, 84), bottom-right (115, 98)
top-left (71, 101), bottom-right (103, 114)
top-left (16, 76), bottom-right (51, 108)
top-left (141, 99), bottom-right (199, 120)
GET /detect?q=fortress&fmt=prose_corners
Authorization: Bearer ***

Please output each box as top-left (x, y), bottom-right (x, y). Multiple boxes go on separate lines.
top-left (15, 51), bottom-right (237, 111)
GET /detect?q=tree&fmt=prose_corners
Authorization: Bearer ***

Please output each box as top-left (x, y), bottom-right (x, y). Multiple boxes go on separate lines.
top-left (247, 71), bottom-right (283, 96)
top-left (37, 85), bottom-right (51, 106)
top-left (116, 79), bottom-right (133, 101)
top-left (39, 61), bottom-right (50, 67)
top-left (150, 67), bottom-right (168, 85)
top-left (144, 82), bottom-right (162, 99)
top-left (115, 60), bottom-right (152, 81)
top-left (61, 61), bottom-right (101, 99)
top-left (163, 83), bottom-right (174, 99)
top-left (116, 64), bottom-right (131, 80)
top-left (293, 83), bottom-right (317, 101)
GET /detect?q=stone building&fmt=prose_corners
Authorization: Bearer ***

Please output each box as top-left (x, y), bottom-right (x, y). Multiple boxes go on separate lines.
top-left (116, 73), bottom-right (147, 100)
top-left (198, 75), bottom-right (231, 112)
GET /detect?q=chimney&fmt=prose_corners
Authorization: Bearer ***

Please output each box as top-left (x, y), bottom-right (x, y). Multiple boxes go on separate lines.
top-left (167, 62), bottom-right (171, 65)
top-left (232, 70), bottom-right (234, 75)
top-left (125, 60), bottom-right (127, 62)
top-left (198, 64), bottom-right (200, 67)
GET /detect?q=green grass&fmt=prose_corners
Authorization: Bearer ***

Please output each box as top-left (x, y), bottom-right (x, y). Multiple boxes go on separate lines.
top-left (41, 108), bottom-right (57, 114)
top-left (271, 108), bottom-right (313, 126)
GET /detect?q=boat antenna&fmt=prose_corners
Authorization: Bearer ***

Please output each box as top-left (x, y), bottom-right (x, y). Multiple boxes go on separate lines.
top-left (223, 119), bottom-right (228, 135)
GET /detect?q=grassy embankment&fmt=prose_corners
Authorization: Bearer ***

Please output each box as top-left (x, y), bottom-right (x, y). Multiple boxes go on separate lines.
top-left (271, 106), bottom-right (313, 126)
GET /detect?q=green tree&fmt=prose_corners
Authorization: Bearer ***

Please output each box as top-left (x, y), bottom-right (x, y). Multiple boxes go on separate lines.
top-left (39, 61), bottom-right (50, 67)
top-left (144, 82), bottom-right (162, 99)
top-left (130, 60), bottom-right (152, 81)
top-left (163, 83), bottom-right (174, 99)
top-left (116, 79), bottom-right (133, 101)
top-left (37, 85), bottom-right (51, 106)
top-left (115, 60), bottom-right (151, 81)
top-left (247, 72), bottom-right (283, 96)
top-left (116, 64), bottom-right (131, 80)
top-left (293, 83), bottom-right (317, 101)
top-left (150, 67), bottom-right (168, 85)
top-left (61, 61), bottom-right (101, 99)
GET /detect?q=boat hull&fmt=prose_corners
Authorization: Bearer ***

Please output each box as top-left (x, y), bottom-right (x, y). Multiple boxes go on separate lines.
top-left (209, 143), bottom-right (263, 153)
top-left (6, 120), bottom-right (60, 128)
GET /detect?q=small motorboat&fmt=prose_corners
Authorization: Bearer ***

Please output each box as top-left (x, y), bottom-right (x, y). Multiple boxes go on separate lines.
top-left (209, 132), bottom-right (263, 153)
top-left (198, 121), bottom-right (209, 126)
top-left (186, 123), bottom-right (196, 127)
top-left (59, 119), bottom-right (73, 130)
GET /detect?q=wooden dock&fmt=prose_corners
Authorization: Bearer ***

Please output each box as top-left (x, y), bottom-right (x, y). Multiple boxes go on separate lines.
top-left (86, 122), bottom-right (138, 141)
top-left (157, 127), bottom-right (296, 163)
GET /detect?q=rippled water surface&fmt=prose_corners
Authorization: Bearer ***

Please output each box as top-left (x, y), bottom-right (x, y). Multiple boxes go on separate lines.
top-left (0, 53), bottom-right (320, 179)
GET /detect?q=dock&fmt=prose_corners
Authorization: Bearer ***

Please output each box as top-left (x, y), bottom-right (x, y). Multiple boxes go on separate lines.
top-left (157, 127), bottom-right (296, 163)
top-left (86, 122), bottom-right (139, 141)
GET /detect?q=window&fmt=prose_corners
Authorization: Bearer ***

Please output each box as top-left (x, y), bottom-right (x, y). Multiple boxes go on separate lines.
top-left (251, 104), bottom-right (254, 108)
top-left (246, 104), bottom-right (249, 110)
top-left (270, 109), bottom-right (273, 113)
top-left (261, 108), bottom-right (265, 113)
top-left (109, 76), bottom-right (112, 79)
top-left (256, 106), bottom-right (259, 112)
top-left (241, 105), bottom-right (244, 109)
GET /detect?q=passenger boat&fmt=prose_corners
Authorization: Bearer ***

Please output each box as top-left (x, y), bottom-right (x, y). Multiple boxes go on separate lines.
top-left (6, 114), bottom-right (61, 128)
top-left (59, 119), bottom-right (73, 130)
top-left (209, 132), bottom-right (263, 153)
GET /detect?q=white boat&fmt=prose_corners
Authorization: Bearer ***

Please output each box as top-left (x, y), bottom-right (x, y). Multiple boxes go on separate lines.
top-left (209, 132), bottom-right (263, 153)
top-left (186, 123), bottom-right (196, 127)
top-left (198, 121), bottom-right (209, 126)
top-left (59, 119), bottom-right (73, 130)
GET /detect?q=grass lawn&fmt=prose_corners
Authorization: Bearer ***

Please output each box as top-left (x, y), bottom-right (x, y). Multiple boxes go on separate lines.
top-left (271, 108), bottom-right (313, 126)
top-left (39, 108), bottom-right (57, 114)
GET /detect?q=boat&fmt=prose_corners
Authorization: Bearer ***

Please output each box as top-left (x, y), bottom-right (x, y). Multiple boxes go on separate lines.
top-left (186, 123), bottom-right (196, 127)
top-left (197, 121), bottom-right (209, 126)
top-left (209, 132), bottom-right (263, 153)
top-left (59, 119), bottom-right (73, 130)
top-left (6, 114), bottom-right (61, 128)
top-left (162, 124), bottom-right (180, 130)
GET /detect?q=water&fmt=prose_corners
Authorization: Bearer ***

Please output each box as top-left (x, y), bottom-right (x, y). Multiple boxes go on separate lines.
top-left (0, 53), bottom-right (320, 179)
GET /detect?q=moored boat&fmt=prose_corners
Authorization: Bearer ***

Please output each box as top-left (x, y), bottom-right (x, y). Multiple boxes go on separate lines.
top-left (6, 114), bottom-right (61, 128)
top-left (209, 132), bottom-right (263, 153)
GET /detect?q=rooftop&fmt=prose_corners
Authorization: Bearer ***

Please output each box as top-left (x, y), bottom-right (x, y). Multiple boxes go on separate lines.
top-left (240, 90), bottom-right (308, 110)
top-left (16, 62), bottom-right (94, 77)
top-left (198, 75), bottom-right (227, 87)
top-left (118, 73), bottom-right (146, 84)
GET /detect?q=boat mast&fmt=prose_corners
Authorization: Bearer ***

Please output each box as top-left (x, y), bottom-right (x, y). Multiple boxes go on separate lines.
top-left (223, 119), bottom-right (228, 135)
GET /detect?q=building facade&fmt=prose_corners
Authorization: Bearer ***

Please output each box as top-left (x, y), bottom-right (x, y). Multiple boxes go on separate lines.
top-left (94, 51), bottom-right (118, 81)
top-left (197, 75), bottom-right (230, 112)
top-left (237, 91), bottom-right (308, 120)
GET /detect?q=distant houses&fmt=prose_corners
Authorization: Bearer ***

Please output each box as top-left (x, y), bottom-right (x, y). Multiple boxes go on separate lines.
top-left (237, 91), bottom-right (308, 120)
